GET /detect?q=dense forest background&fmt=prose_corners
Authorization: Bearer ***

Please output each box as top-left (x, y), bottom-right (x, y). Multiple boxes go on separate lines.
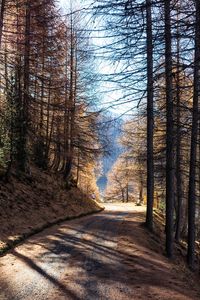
top-left (0, 0), bottom-right (107, 198)
top-left (94, 0), bottom-right (200, 270)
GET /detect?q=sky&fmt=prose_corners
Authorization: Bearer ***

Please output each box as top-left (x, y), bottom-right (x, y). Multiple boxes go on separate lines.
top-left (58, 0), bottom-right (135, 117)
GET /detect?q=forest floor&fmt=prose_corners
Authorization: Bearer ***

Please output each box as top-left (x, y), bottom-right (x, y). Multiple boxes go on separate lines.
top-left (0, 167), bottom-right (102, 255)
top-left (0, 203), bottom-right (200, 300)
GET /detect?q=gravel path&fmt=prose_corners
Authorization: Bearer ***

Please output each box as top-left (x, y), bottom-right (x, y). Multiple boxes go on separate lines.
top-left (0, 203), bottom-right (200, 300)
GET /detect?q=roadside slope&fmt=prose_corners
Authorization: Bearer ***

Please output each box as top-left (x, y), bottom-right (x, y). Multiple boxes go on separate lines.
top-left (0, 167), bottom-right (102, 254)
top-left (117, 204), bottom-right (200, 300)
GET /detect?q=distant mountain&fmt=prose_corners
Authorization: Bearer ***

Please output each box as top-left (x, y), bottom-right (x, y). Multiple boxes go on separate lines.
top-left (97, 117), bottom-right (123, 194)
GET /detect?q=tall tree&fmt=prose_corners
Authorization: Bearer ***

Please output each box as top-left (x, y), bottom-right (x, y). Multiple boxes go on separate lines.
top-left (187, 0), bottom-right (200, 269)
top-left (0, 0), bottom-right (6, 47)
top-left (20, 0), bottom-right (31, 172)
top-left (145, 0), bottom-right (154, 231)
top-left (164, 0), bottom-right (175, 258)
top-left (174, 1), bottom-right (183, 242)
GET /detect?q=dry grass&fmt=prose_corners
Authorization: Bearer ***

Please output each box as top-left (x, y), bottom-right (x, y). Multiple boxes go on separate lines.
top-left (153, 209), bottom-right (200, 274)
top-left (0, 167), bottom-right (103, 254)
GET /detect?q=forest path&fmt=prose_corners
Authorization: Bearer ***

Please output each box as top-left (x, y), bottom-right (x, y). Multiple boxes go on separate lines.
top-left (0, 203), bottom-right (199, 300)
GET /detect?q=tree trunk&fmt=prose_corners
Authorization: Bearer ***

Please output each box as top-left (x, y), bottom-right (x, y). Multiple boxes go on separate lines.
top-left (164, 0), bottom-right (175, 258)
top-left (139, 185), bottom-right (143, 205)
top-left (122, 188), bottom-right (125, 203)
top-left (126, 183), bottom-right (129, 202)
top-left (187, 0), bottom-right (200, 269)
top-left (20, 0), bottom-right (31, 172)
top-left (0, 0), bottom-right (6, 47)
top-left (64, 13), bottom-right (75, 180)
top-left (175, 4), bottom-right (183, 242)
top-left (146, 0), bottom-right (154, 231)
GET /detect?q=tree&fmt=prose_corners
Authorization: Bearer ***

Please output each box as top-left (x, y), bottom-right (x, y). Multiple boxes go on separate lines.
top-left (105, 154), bottom-right (134, 202)
top-left (0, 0), bottom-right (6, 47)
top-left (164, 0), bottom-right (175, 258)
top-left (187, 0), bottom-right (200, 269)
top-left (146, 0), bottom-right (154, 231)
top-left (0, 0), bottom-right (102, 197)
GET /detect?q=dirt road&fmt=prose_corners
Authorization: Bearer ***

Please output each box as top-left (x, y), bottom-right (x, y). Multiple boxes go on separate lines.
top-left (0, 203), bottom-right (199, 300)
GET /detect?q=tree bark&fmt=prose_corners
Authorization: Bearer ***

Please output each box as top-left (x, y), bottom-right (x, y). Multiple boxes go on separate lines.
top-left (146, 0), bottom-right (154, 231)
top-left (164, 0), bottom-right (175, 258)
top-left (187, 0), bottom-right (200, 269)
top-left (64, 12), bottom-right (75, 180)
top-left (126, 183), bottom-right (129, 202)
top-left (175, 3), bottom-right (183, 242)
top-left (20, 0), bottom-right (31, 171)
top-left (0, 0), bottom-right (6, 47)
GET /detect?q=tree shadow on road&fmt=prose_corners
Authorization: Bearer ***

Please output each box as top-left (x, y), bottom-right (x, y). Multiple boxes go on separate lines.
top-left (1, 208), bottom-right (200, 299)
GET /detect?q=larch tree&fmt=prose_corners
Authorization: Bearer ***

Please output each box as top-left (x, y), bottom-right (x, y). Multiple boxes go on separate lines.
top-left (187, 0), bottom-right (200, 269)
top-left (164, 0), bottom-right (175, 258)
top-left (0, 0), bottom-right (6, 47)
top-left (0, 0), bottom-right (102, 198)
top-left (146, 0), bottom-right (154, 231)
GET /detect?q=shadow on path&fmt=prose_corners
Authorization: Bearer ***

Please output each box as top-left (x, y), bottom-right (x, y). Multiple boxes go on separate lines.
top-left (0, 206), bottom-right (200, 300)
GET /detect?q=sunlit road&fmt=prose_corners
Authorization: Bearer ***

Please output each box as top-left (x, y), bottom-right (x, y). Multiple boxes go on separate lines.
top-left (0, 203), bottom-right (199, 300)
